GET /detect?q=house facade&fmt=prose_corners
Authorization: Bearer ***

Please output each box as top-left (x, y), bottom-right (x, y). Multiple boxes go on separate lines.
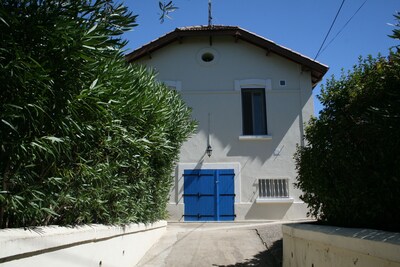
top-left (126, 26), bottom-right (328, 221)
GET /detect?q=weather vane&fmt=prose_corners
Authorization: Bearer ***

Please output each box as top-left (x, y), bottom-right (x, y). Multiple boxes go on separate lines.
top-left (208, 0), bottom-right (212, 26)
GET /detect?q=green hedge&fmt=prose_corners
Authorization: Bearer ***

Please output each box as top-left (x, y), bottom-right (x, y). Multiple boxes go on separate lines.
top-left (0, 0), bottom-right (196, 228)
top-left (294, 15), bottom-right (400, 231)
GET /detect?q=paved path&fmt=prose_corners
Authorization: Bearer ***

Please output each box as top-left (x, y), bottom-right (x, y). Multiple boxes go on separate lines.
top-left (136, 222), bottom-right (285, 267)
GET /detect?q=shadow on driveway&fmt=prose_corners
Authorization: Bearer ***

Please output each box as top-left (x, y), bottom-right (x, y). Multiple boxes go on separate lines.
top-left (213, 239), bottom-right (282, 267)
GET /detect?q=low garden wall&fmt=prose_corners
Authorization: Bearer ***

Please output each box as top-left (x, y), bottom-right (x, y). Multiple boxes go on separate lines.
top-left (0, 220), bottom-right (167, 267)
top-left (283, 223), bottom-right (400, 267)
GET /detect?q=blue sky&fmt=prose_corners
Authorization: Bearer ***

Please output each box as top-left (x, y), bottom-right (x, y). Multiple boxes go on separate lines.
top-left (123, 1), bottom-right (399, 116)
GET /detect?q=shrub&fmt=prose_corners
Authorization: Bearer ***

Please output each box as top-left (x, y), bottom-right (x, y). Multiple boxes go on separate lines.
top-left (295, 13), bottom-right (400, 231)
top-left (0, 0), bottom-right (196, 228)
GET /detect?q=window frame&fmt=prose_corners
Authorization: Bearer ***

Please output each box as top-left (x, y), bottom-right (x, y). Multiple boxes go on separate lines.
top-left (235, 79), bottom-right (272, 140)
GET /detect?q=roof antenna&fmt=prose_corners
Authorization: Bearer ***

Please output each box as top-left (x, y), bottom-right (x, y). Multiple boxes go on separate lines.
top-left (208, 0), bottom-right (212, 26)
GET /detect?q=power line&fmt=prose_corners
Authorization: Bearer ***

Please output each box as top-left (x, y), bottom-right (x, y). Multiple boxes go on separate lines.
top-left (314, 0), bottom-right (346, 60)
top-left (319, 0), bottom-right (368, 56)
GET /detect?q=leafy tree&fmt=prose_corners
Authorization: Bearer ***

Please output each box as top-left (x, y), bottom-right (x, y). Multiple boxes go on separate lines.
top-left (0, 0), bottom-right (195, 228)
top-left (294, 13), bottom-right (400, 231)
top-left (389, 12), bottom-right (400, 53)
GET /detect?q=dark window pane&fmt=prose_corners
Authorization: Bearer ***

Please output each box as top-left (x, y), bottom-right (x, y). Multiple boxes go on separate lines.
top-left (252, 92), bottom-right (266, 134)
top-left (241, 89), bottom-right (267, 135)
top-left (241, 90), bottom-right (253, 135)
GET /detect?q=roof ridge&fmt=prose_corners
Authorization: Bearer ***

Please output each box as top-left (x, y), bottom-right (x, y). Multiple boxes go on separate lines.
top-left (176, 25), bottom-right (240, 30)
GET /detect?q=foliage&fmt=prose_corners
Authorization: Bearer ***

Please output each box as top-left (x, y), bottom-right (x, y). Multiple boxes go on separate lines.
top-left (0, 0), bottom-right (195, 228)
top-left (294, 16), bottom-right (400, 231)
top-left (389, 12), bottom-right (400, 54)
top-left (158, 1), bottom-right (178, 24)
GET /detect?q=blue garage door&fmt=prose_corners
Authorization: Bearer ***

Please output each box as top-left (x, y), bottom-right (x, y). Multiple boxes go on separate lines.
top-left (183, 169), bottom-right (235, 221)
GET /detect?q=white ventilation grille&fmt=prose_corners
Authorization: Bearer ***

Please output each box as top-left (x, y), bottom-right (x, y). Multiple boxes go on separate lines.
top-left (258, 178), bottom-right (289, 198)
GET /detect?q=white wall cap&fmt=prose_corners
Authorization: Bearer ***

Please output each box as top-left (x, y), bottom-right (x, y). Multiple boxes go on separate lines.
top-left (256, 198), bottom-right (294, 204)
top-left (239, 135), bottom-right (272, 141)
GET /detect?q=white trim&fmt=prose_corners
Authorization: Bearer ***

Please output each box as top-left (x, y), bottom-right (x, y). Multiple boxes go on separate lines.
top-left (234, 79), bottom-right (272, 91)
top-left (162, 80), bottom-right (182, 91)
top-left (176, 162), bottom-right (241, 203)
top-left (239, 135), bottom-right (272, 141)
top-left (256, 197), bottom-right (294, 203)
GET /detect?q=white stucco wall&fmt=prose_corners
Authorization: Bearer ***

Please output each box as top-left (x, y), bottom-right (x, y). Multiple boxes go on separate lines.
top-left (136, 35), bottom-right (314, 221)
top-left (283, 223), bottom-right (400, 267)
top-left (0, 221), bottom-right (166, 267)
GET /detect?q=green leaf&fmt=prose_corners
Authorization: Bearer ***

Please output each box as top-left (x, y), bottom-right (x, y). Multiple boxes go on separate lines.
top-left (87, 24), bottom-right (98, 34)
top-left (90, 78), bottom-right (98, 90)
top-left (5, 104), bottom-right (23, 110)
top-left (1, 119), bottom-right (18, 133)
top-left (42, 136), bottom-right (63, 143)
top-left (0, 16), bottom-right (9, 27)
top-left (41, 208), bottom-right (59, 217)
top-left (83, 45), bottom-right (96, 50)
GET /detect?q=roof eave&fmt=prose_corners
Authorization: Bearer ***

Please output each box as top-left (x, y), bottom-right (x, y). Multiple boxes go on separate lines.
top-left (125, 26), bottom-right (329, 87)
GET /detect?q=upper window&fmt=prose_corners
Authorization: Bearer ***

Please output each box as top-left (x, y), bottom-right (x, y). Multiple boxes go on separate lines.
top-left (241, 88), bottom-right (267, 135)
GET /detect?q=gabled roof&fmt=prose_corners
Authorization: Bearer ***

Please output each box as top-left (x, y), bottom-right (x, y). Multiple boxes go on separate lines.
top-left (125, 25), bottom-right (329, 87)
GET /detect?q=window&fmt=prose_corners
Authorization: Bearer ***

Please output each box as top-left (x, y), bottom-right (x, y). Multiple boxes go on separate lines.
top-left (259, 178), bottom-right (289, 198)
top-left (241, 88), bottom-right (267, 135)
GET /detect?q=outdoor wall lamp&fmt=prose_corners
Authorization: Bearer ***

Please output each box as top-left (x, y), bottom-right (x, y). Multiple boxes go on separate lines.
top-left (206, 145), bottom-right (213, 157)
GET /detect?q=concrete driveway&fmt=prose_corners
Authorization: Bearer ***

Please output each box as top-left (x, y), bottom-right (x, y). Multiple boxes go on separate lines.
top-left (136, 222), bottom-right (284, 267)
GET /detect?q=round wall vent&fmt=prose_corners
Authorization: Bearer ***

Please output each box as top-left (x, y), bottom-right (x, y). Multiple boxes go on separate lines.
top-left (201, 52), bottom-right (214, 62)
top-left (197, 48), bottom-right (219, 66)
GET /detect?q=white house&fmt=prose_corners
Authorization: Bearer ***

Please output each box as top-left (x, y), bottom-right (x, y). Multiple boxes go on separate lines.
top-left (126, 26), bottom-right (328, 221)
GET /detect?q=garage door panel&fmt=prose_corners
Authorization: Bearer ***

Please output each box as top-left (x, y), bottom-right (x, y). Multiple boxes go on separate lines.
top-left (199, 174), bottom-right (215, 195)
top-left (183, 169), bottom-right (235, 221)
top-left (183, 172), bottom-right (199, 195)
top-left (219, 195), bottom-right (235, 220)
top-left (218, 173), bottom-right (234, 195)
top-left (199, 196), bottom-right (215, 219)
